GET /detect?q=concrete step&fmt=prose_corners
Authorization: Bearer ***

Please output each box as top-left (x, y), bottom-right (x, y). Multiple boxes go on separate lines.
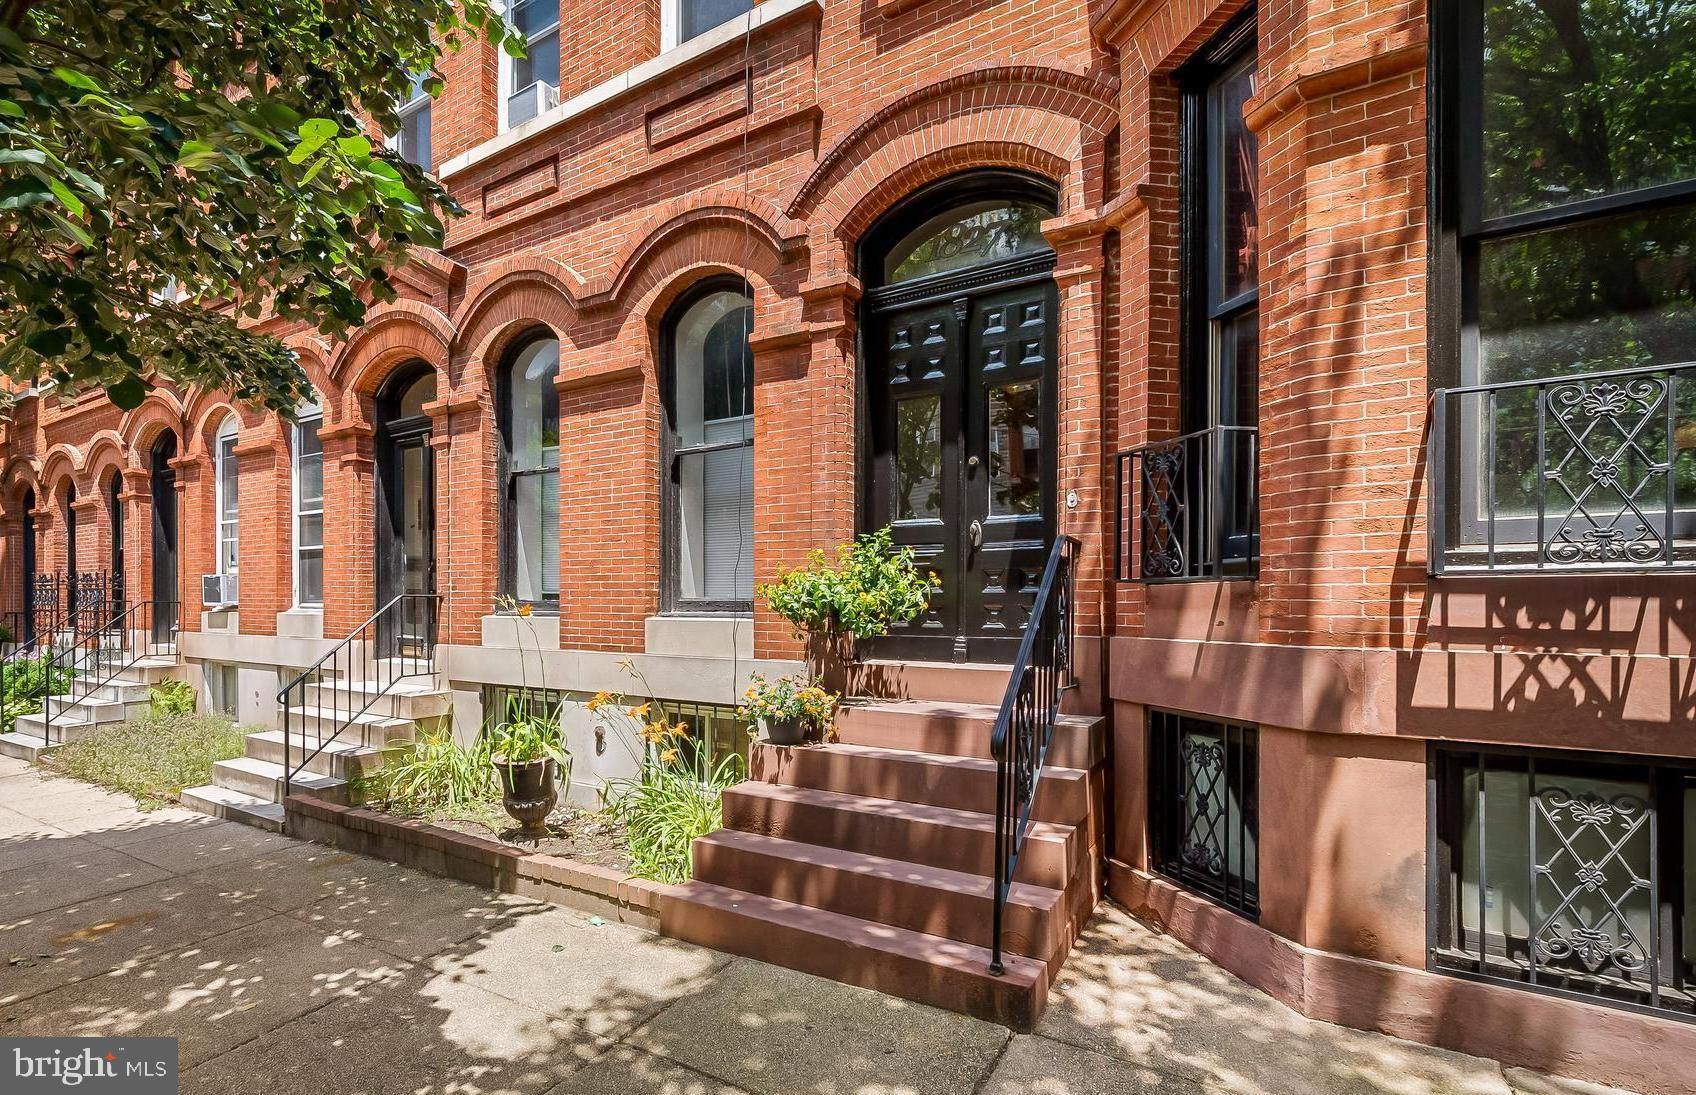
top-left (660, 881), bottom-right (1050, 1030)
top-left (720, 781), bottom-right (1079, 889)
top-left (691, 829), bottom-right (1067, 962)
top-left (180, 785), bottom-right (285, 832)
top-left (45, 695), bottom-right (149, 724)
top-left (833, 701), bottom-right (1103, 768)
top-left (244, 730), bottom-right (385, 780)
top-left (297, 678), bottom-right (449, 721)
top-left (844, 660), bottom-right (1013, 705)
top-left (210, 756), bottom-right (343, 802)
top-left (0, 730), bottom-right (60, 761)
top-left (9, 713), bottom-right (101, 745)
top-left (67, 679), bottom-right (152, 705)
top-left (749, 741), bottom-right (1089, 825)
top-left (280, 706), bottom-right (418, 748)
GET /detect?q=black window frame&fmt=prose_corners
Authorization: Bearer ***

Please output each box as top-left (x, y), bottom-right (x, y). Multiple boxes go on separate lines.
top-left (1429, 742), bottom-right (1695, 1021)
top-left (659, 276), bottom-right (756, 617)
top-left (1148, 708), bottom-right (1260, 919)
top-left (1430, 0), bottom-right (1696, 557)
top-left (496, 329), bottom-right (561, 614)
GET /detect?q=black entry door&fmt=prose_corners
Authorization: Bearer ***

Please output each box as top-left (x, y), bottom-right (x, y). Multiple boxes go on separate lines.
top-left (376, 426), bottom-right (435, 657)
top-left (866, 258), bottom-right (1057, 662)
top-left (150, 453), bottom-right (178, 643)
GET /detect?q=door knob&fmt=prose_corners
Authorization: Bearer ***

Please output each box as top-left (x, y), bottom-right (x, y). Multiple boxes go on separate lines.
top-left (966, 455), bottom-right (980, 471)
top-left (968, 520), bottom-right (983, 549)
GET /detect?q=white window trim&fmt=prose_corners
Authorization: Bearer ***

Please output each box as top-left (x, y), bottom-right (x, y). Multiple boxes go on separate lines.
top-left (291, 405), bottom-right (324, 609)
top-left (497, 1), bottom-right (563, 134)
top-left (388, 85), bottom-right (432, 169)
top-left (663, 0), bottom-right (756, 51)
top-left (214, 417), bottom-right (239, 577)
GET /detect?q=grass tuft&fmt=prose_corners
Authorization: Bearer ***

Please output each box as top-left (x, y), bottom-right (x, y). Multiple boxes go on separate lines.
top-left (43, 712), bottom-right (248, 811)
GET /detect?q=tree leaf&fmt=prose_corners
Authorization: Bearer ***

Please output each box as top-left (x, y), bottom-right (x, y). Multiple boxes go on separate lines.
top-left (107, 374), bottom-right (150, 410)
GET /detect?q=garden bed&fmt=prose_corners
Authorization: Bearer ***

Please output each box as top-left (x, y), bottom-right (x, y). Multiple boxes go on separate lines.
top-left (285, 792), bottom-right (669, 928)
top-left (382, 799), bottom-right (633, 874)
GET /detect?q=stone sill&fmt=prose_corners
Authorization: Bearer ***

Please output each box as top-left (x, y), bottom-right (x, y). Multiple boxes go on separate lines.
top-left (438, 0), bottom-right (822, 180)
top-left (284, 793), bottom-right (671, 929)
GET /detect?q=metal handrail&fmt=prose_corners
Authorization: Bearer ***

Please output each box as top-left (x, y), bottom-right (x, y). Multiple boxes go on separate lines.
top-left (40, 599), bottom-right (178, 744)
top-left (988, 534), bottom-right (1078, 976)
top-left (1114, 424), bottom-right (1259, 582)
top-left (277, 592), bottom-right (440, 800)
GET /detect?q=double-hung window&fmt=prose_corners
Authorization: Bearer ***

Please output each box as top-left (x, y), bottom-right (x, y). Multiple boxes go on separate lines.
top-left (504, 0), bottom-right (560, 129)
top-left (665, 0), bottom-right (755, 48)
top-left (214, 418), bottom-right (239, 578)
top-left (293, 401), bottom-right (324, 608)
top-left (393, 70), bottom-right (432, 170)
top-left (500, 336), bottom-right (561, 610)
top-left (1434, 0), bottom-right (1696, 569)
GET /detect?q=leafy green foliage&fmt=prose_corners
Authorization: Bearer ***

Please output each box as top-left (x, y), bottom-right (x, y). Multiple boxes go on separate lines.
top-left (43, 711), bottom-right (245, 810)
top-left (0, 0), bottom-right (513, 412)
top-left (487, 692), bottom-right (571, 776)
top-left (738, 672), bottom-right (837, 728)
top-left (358, 731), bottom-right (500, 814)
top-left (1, 654), bottom-right (72, 733)
top-left (759, 527), bottom-right (940, 640)
top-left (602, 750), bottom-right (745, 885)
top-left (147, 678), bottom-right (195, 716)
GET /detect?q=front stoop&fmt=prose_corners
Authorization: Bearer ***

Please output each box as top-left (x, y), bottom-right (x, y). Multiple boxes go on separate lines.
top-left (0, 652), bottom-right (181, 761)
top-left (181, 674), bottom-right (448, 832)
top-left (660, 695), bottom-right (1105, 1030)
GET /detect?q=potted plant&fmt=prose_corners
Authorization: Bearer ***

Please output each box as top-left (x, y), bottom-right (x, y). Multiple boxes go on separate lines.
top-left (739, 672), bottom-right (838, 746)
top-left (759, 527), bottom-right (940, 688)
top-left (487, 694), bottom-right (571, 835)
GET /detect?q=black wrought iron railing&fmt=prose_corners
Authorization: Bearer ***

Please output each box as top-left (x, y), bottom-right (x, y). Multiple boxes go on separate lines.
top-left (1430, 363), bottom-right (1696, 574)
top-left (1115, 425), bottom-right (1259, 582)
top-left (988, 534), bottom-right (1077, 976)
top-left (0, 609), bottom-right (69, 739)
top-left (277, 592), bottom-right (440, 800)
top-left (40, 599), bottom-right (177, 745)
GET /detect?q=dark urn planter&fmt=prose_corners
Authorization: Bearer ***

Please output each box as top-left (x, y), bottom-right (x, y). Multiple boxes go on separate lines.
top-left (494, 757), bottom-right (557, 835)
top-left (762, 718), bottom-right (811, 747)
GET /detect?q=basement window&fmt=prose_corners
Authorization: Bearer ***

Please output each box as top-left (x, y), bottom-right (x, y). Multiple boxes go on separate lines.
top-left (1148, 709), bottom-right (1259, 918)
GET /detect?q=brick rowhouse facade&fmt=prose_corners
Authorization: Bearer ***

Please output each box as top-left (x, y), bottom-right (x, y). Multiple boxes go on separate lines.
top-left (2, 0), bottom-right (1693, 1087)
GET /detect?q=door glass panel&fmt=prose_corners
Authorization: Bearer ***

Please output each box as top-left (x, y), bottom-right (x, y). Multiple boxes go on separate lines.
top-left (894, 393), bottom-right (942, 521)
top-left (1480, 0), bottom-right (1696, 219)
top-left (988, 382), bottom-right (1041, 516)
top-left (401, 444), bottom-right (429, 595)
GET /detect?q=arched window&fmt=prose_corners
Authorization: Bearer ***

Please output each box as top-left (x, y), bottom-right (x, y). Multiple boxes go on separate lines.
top-left (499, 336), bottom-right (560, 608)
top-left (663, 280), bottom-right (754, 612)
top-left (214, 417), bottom-right (239, 577)
top-left (883, 200), bottom-right (1049, 284)
top-left (292, 396), bottom-right (324, 607)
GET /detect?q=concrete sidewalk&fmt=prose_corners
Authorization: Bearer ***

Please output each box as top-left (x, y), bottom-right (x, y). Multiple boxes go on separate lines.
top-left (1, 755), bottom-right (1632, 1095)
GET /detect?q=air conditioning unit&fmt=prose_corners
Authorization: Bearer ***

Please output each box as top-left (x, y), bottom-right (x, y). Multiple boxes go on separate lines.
top-left (201, 573), bottom-right (238, 608)
top-left (507, 81), bottom-right (559, 128)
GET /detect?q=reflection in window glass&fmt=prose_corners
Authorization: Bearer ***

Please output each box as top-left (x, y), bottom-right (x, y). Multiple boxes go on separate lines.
top-left (294, 407), bottom-right (324, 606)
top-left (504, 339), bottom-right (560, 606)
top-left (397, 371), bottom-right (436, 418)
top-left (894, 395), bottom-right (942, 521)
top-left (215, 421), bottom-right (239, 576)
top-left (1209, 52), bottom-right (1259, 305)
top-left (682, 0), bottom-right (754, 41)
top-left (670, 288), bottom-right (754, 604)
top-left (988, 382), bottom-right (1042, 515)
top-left (1481, 0), bottom-right (1696, 219)
top-left (885, 201), bottom-right (1049, 284)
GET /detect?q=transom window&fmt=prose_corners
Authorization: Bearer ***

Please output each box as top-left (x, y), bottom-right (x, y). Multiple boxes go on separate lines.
top-left (292, 399), bottom-right (324, 608)
top-left (883, 201), bottom-right (1049, 284)
top-left (1432, 746), bottom-right (1696, 1019)
top-left (505, 0), bottom-right (560, 128)
top-left (500, 336), bottom-right (561, 610)
top-left (214, 417), bottom-right (239, 576)
top-left (392, 70), bottom-right (432, 170)
top-left (1432, 0), bottom-right (1696, 569)
top-left (1148, 709), bottom-right (1259, 918)
top-left (663, 281), bottom-right (754, 612)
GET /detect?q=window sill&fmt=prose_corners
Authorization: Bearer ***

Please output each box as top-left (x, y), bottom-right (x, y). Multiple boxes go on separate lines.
top-left (440, 0), bottom-right (821, 180)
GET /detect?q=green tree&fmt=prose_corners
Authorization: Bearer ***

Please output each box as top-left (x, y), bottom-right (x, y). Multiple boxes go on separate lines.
top-left (0, 0), bottom-right (513, 413)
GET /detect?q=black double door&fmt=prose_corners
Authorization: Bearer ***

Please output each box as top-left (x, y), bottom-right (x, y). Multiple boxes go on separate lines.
top-left (865, 257), bottom-right (1058, 663)
top-left (150, 439), bottom-right (178, 643)
top-left (375, 422), bottom-right (436, 658)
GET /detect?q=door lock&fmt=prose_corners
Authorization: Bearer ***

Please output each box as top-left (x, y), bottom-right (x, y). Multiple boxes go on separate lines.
top-left (968, 519), bottom-right (983, 549)
top-left (966, 455), bottom-right (980, 471)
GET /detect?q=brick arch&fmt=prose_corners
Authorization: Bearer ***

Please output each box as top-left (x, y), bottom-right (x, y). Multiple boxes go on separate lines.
top-left (594, 188), bottom-right (807, 309)
top-left (330, 300), bottom-right (454, 393)
top-left (120, 390), bottom-right (188, 458)
top-left (786, 65), bottom-right (1118, 230)
top-left (39, 444), bottom-right (85, 506)
top-left (185, 397), bottom-right (243, 460)
top-left (81, 431), bottom-right (130, 483)
top-left (611, 220), bottom-right (797, 347)
top-left (284, 333), bottom-right (338, 414)
top-left (2, 456), bottom-right (41, 510)
top-left (451, 256), bottom-right (585, 393)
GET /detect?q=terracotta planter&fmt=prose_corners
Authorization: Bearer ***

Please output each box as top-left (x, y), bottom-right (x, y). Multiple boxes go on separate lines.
top-left (494, 757), bottom-right (557, 835)
top-left (761, 717), bottom-right (811, 746)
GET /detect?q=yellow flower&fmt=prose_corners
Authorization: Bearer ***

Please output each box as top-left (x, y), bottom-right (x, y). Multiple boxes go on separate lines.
top-left (659, 747), bottom-right (679, 764)
top-left (639, 721), bottom-right (668, 744)
top-left (516, 602), bottom-right (533, 617)
top-left (673, 721), bottom-right (690, 738)
top-left (625, 703), bottom-right (650, 719)
top-left (586, 690), bottom-right (613, 713)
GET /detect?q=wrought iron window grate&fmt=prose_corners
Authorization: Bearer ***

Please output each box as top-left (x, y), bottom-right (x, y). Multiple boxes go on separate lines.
top-left (1432, 746), bottom-right (1696, 1020)
top-left (1429, 362), bottom-right (1696, 574)
top-left (1148, 710), bottom-right (1259, 918)
top-left (1115, 426), bottom-right (1258, 582)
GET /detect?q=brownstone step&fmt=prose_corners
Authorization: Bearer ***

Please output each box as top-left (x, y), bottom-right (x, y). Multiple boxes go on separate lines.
top-left (659, 881), bottom-right (1051, 1030)
top-left (720, 781), bottom-right (1079, 889)
top-left (844, 659), bottom-right (1013, 705)
top-left (834, 701), bottom-right (1103, 769)
top-left (749, 741), bottom-right (1089, 825)
top-left (690, 829), bottom-right (1068, 962)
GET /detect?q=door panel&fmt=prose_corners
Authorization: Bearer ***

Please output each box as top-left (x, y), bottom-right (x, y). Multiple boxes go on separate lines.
top-left (864, 263), bottom-right (1057, 663)
top-left (377, 429), bottom-right (435, 658)
top-left (150, 468), bottom-right (177, 642)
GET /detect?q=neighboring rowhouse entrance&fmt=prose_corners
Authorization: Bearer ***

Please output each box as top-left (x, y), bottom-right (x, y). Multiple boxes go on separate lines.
top-left (148, 433), bottom-right (178, 643)
top-left (374, 365), bottom-right (437, 658)
top-left (861, 172), bottom-right (1059, 663)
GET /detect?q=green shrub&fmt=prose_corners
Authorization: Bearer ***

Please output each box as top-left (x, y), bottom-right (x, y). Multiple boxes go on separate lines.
top-left (758, 526), bottom-right (939, 640)
top-left (44, 712), bottom-right (247, 810)
top-left (148, 679), bottom-right (196, 716)
top-left (358, 732), bottom-right (500, 814)
top-left (602, 750), bottom-right (744, 885)
top-left (1, 655), bottom-right (73, 734)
